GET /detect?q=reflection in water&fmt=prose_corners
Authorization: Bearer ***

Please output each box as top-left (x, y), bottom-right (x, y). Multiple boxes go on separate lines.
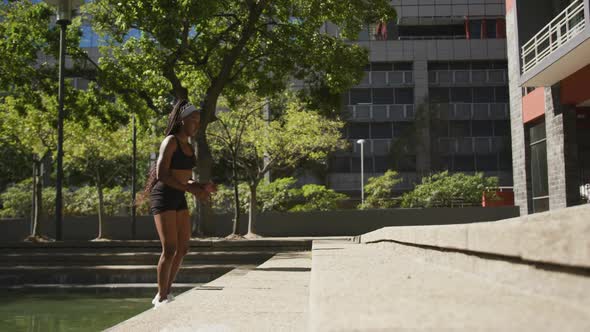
top-left (0, 289), bottom-right (154, 332)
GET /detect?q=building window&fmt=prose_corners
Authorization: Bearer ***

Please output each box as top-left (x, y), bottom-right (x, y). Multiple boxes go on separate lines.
top-left (429, 88), bottom-right (450, 103)
top-left (450, 87), bottom-right (473, 103)
top-left (485, 20), bottom-right (497, 39)
top-left (393, 122), bottom-right (414, 137)
top-left (494, 120), bottom-right (510, 136)
top-left (371, 63), bottom-right (393, 71)
top-left (350, 89), bottom-right (371, 104)
top-left (473, 121), bottom-right (494, 136)
top-left (454, 155), bottom-right (476, 171)
top-left (371, 122), bottom-right (393, 139)
top-left (476, 154), bottom-right (498, 171)
top-left (348, 123), bottom-right (370, 139)
top-left (450, 121), bottom-right (471, 137)
top-left (473, 87), bottom-right (495, 103)
top-left (395, 88), bottom-right (414, 104)
top-left (529, 121), bottom-right (549, 213)
top-left (351, 157), bottom-right (374, 173)
top-left (372, 88), bottom-right (394, 104)
top-left (374, 156), bottom-right (392, 173)
top-left (330, 157), bottom-right (351, 172)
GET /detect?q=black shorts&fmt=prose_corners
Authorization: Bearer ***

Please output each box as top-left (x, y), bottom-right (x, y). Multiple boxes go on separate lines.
top-left (150, 181), bottom-right (188, 215)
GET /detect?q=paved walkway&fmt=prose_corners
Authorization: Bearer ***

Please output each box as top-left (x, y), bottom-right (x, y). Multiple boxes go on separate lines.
top-left (309, 240), bottom-right (590, 331)
top-left (107, 251), bottom-right (311, 332)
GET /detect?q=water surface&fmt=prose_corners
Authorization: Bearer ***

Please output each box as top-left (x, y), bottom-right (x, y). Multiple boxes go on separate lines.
top-left (0, 288), bottom-right (157, 332)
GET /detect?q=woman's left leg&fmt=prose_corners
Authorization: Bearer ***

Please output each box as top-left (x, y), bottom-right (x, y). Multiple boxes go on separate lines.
top-left (166, 209), bottom-right (191, 292)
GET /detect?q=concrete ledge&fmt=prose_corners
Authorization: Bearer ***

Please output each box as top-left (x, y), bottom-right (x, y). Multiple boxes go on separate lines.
top-left (309, 240), bottom-right (590, 331)
top-left (362, 205), bottom-right (590, 269)
top-left (107, 251), bottom-right (312, 331)
top-left (0, 206), bottom-right (518, 241)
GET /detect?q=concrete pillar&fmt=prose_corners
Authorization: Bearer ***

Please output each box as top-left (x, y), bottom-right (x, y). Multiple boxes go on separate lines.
top-left (413, 60), bottom-right (430, 174)
top-left (545, 85), bottom-right (580, 209)
top-left (506, 5), bottom-right (530, 215)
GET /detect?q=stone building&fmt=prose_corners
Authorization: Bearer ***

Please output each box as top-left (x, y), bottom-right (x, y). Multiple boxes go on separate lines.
top-left (325, 0), bottom-right (513, 198)
top-left (505, 0), bottom-right (590, 214)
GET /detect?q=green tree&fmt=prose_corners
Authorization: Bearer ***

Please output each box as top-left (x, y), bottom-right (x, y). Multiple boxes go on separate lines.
top-left (290, 184), bottom-right (347, 212)
top-left (401, 171), bottom-right (499, 208)
top-left (209, 93), bottom-right (345, 237)
top-left (257, 177), bottom-right (299, 213)
top-left (358, 170), bottom-right (403, 209)
top-left (65, 117), bottom-right (155, 239)
top-left (0, 1), bottom-right (136, 240)
top-left (86, 0), bottom-right (396, 229)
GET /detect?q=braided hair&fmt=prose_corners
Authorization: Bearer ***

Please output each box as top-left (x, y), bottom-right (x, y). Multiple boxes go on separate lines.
top-left (142, 99), bottom-right (190, 196)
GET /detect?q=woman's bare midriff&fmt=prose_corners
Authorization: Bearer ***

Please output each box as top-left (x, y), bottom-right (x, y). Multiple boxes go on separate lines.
top-left (170, 169), bottom-right (193, 187)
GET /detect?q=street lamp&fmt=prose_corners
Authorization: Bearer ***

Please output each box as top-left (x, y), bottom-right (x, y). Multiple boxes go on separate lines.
top-left (44, 0), bottom-right (82, 241)
top-left (356, 139), bottom-right (366, 205)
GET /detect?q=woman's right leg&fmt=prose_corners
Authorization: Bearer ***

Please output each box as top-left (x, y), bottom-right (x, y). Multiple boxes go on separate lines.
top-left (154, 210), bottom-right (178, 300)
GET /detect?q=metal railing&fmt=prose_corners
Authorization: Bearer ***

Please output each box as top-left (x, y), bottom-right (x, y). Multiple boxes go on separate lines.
top-left (346, 104), bottom-right (415, 121)
top-left (430, 103), bottom-right (509, 120)
top-left (521, 0), bottom-right (586, 74)
top-left (428, 69), bottom-right (507, 84)
top-left (437, 136), bottom-right (509, 154)
top-left (359, 71), bottom-right (414, 86)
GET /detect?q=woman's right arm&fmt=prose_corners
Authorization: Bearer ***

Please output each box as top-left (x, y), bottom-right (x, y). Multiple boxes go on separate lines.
top-left (156, 136), bottom-right (192, 192)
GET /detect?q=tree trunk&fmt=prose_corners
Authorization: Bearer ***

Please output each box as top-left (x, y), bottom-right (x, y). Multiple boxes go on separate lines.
top-left (96, 170), bottom-right (105, 239)
top-left (30, 158), bottom-right (40, 238)
top-left (231, 161), bottom-right (241, 235)
top-left (193, 130), bottom-right (214, 237)
top-left (246, 183), bottom-right (260, 238)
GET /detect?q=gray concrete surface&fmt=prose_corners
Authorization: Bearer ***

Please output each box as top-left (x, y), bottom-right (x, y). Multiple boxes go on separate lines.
top-left (361, 204), bottom-right (590, 268)
top-left (309, 240), bottom-right (590, 331)
top-left (0, 206), bottom-right (518, 241)
top-left (107, 251), bottom-right (312, 332)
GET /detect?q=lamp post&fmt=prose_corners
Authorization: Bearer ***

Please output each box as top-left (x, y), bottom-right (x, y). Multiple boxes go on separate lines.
top-left (44, 0), bottom-right (82, 241)
top-left (356, 139), bottom-right (366, 205)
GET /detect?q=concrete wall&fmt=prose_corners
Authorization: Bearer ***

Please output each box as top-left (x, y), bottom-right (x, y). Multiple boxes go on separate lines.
top-left (507, 5), bottom-right (528, 215)
top-left (0, 216), bottom-right (159, 242)
top-left (545, 86), bottom-right (581, 208)
top-left (0, 207), bottom-right (519, 241)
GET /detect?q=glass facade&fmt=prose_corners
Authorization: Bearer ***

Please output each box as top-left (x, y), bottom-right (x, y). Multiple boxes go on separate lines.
top-left (529, 121), bottom-right (549, 213)
top-left (428, 61), bottom-right (511, 174)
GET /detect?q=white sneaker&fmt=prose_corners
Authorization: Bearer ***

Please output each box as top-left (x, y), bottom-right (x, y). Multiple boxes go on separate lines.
top-left (153, 298), bottom-right (170, 309)
top-left (151, 293), bottom-right (175, 305)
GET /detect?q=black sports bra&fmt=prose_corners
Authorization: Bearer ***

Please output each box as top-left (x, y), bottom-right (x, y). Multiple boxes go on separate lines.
top-left (170, 136), bottom-right (195, 170)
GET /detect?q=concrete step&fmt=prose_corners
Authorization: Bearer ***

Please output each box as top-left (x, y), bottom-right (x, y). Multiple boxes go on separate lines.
top-left (107, 252), bottom-right (312, 332)
top-left (362, 204), bottom-right (590, 269)
top-left (308, 240), bottom-right (590, 331)
top-left (0, 238), bottom-right (313, 250)
top-left (0, 251), bottom-right (275, 266)
top-left (0, 264), bottom-right (244, 286)
top-left (5, 283), bottom-right (201, 291)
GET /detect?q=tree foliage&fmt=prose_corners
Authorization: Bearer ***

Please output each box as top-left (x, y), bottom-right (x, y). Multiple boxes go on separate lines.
top-left (208, 92), bottom-right (345, 235)
top-left (290, 184), bottom-right (347, 212)
top-left (400, 171), bottom-right (499, 208)
top-left (358, 170), bottom-right (402, 209)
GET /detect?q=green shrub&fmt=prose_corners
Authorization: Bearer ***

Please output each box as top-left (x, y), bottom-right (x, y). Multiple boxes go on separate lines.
top-left (358, 170), bottom-right (402, 209)
top-left (257, 177), bottom-right (299, 213)
top-left (0, 182), bottom-right (136, 218)
top-left (0, 179), bottom-right (32, 218)
top-left (210, 183), bottom-right (249, 214)
top-left (67, 186), bottom-right (97, 216)
top-left (401, 171), bottom-right (499, 208)
top-left (290, 184), bottom-right (347, 212)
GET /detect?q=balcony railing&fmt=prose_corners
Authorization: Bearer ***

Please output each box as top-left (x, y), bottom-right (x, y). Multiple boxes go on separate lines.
top-left (428, 69), bottom-right (507, 85)
top-left (359, 71), bottom-right (414, 86)
top-left (345, 104), bottom-right (415, 121)
top-left (430, 103), bottom-right (509, 120)
top-left (521, 0), bottom-right (586, 74)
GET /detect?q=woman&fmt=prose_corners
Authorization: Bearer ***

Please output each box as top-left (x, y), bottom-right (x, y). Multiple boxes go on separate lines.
top-left (144, 99), bottom-right (214, 308)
